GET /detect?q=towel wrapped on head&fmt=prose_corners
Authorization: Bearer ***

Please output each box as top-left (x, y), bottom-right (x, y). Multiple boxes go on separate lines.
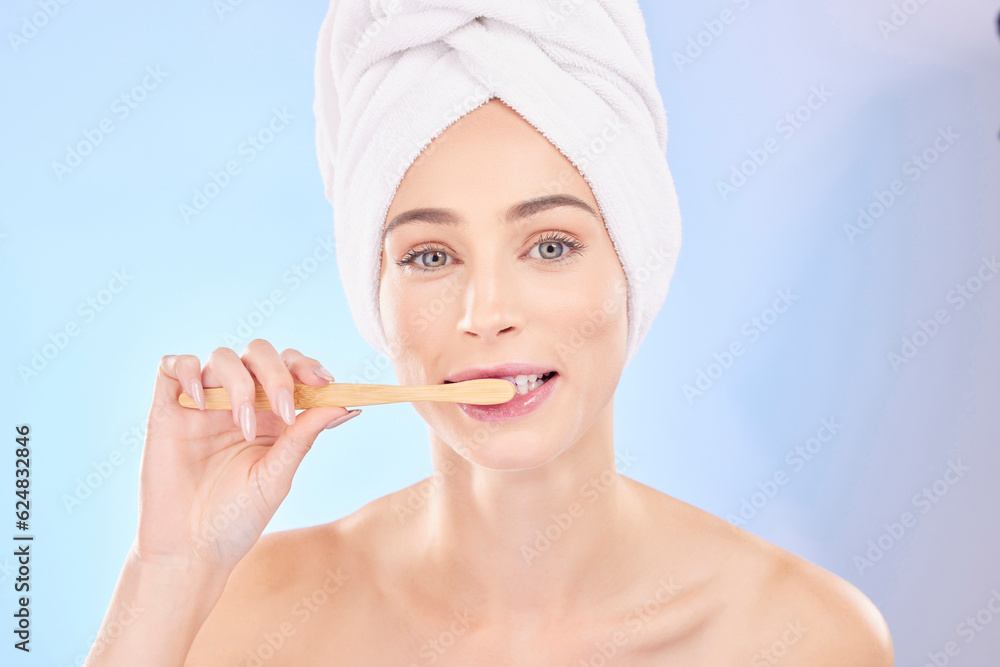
top-left (314, 0), bottom-right (682, 369)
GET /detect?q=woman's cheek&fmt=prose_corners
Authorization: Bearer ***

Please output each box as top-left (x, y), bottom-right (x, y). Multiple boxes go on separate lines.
top-left (554, 274), bottom-right (628, 367)
top-left (404, 279), bottom-right (454, 336)
top-left (379, 274), bottom-right (415, 347)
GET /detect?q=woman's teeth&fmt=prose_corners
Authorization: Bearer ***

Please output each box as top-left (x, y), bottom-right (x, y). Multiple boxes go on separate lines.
top-left (500, 373), bottom-right (554, 396)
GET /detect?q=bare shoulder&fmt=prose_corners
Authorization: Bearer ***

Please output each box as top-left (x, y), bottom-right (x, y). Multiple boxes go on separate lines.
top-left (183, 521), bottom-right (358, 666)
top-left (623, 478), bottom-right (893, 665)
top-left (737, 550), bottom-right (894, 665)
top-left (182, 478), bottom-right (443, 665)
top-left (708, 518), bottom-right (894, 666)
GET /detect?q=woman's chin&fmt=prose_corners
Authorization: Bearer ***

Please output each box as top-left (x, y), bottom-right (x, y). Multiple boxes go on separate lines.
top-left (454, 438), bottom-right (567, 471)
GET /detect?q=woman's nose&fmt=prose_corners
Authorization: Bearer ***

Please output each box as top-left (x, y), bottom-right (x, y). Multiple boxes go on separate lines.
top-left (456, 261), bottom-right (524, 343)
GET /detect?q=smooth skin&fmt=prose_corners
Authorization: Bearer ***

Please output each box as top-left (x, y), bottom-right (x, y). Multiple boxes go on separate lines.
top-left (87, 99), bottom-right (893, 666)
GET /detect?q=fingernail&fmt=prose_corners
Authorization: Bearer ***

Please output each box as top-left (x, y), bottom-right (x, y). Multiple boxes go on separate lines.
top-left (239, 400), bottom-right (256, 441)
top-left (188, 378), bottom-right (205, 410)
top-left (313, 365), bottom-right (335, 383)
top-left (325, 409), bottom-right (361, 430)
top-left (277, 389), bottom-right (295, 426)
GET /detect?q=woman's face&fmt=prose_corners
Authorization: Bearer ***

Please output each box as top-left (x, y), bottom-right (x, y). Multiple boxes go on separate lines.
top-left (379, 99), bottom-right (628, 470)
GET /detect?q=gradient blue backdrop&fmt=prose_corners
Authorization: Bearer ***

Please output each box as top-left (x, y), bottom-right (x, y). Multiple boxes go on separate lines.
top-left (2, 0), bottom-right (999, 664)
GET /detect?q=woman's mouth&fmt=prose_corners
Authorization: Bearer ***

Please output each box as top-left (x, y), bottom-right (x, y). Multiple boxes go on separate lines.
top-left (500, 371), bottom-right (557, 396)
top-left (445, 371), bottom-right (560, 422)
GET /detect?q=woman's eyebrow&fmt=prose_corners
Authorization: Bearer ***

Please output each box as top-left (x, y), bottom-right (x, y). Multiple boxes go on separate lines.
top-left (382, 194), bottom-right (599, 240)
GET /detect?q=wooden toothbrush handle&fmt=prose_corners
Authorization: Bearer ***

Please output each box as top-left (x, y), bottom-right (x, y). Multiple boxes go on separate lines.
top-left (177, 379), bottom-right (515, 410)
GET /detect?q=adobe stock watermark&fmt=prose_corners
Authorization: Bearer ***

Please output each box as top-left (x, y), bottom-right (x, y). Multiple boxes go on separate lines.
top-left (406, 609), bottom-right (473, 667)
top-left (184, 416), bottom-right (338, 566)
top-left (18, 269), bottom-right (135, 385)
top-left (384, 75), bottom-right (505, 190)
top-left (222, 233), bottom-right (336, 348)
top-left (190, 413), bottom-right (365, 567)
top-left (63, 355), bottom-right (174, 517)
top-left (214, 0), bottom-right (253, 21)
top-left (546, 0), bottom-right (593, 28)
top-left (62, 419), bottom-right (148, 513)
top-left (393, 459), bottom-right (457, 524)
top-left (64, 394), bottom-right (175, 513)
top-left (179, 107), bottom-right (294, 224)
top-left (672, 0), bottom-right (758, 72)
top-left (726, 417), bottom-right (843, 528)
top-left (844, 126), bottom-right (959, 243)
top-left (343, 350), bottom-right (396, 385)
top-left (239, 566), bottom-right (351, 667)
top-left (336, 326), bottom-right (426, 387)
top-left (452, 418), bottom-right (508, 461)
top-left (877, 0), bottom-right (934, 40)
top-left (520, 448), bottom-right (638, 565)
top-left (7, 0), bottom-right (73, 53)
top-left (554, 277), bottom-right (628, 363)
top-left (852, 458), bottom-right (969, 575)
top-left (336, 0), bottom-right (402, 58)
top-left (919, 587), bottom-right (1000, 667)
top-left (51, 66), bottom-right (168, 181)
top-left (567, 114), bottom-right (626, 173)
top-left (682, 288), bottom-right (799, 404)
top-left (410, 272), bottom-right (463, 334)
top-left (554, 240), bottom-right (674, 364)
top-left (533, 115), bottom-right (627, 200)
top-left (578, 578), bottom-right (684, 666)
top-left (717, 85), bottom-right (833, 201)
top-left (191, 463), bottom-right (298, 565)
top-left (887, 254), bottom-right (998, 373)
top-left (750, 620), bottom-right (808, 666)
top-left (57, 632), bottom-right (104, 667)
top-left (84, 599), bottom-right (145, 665)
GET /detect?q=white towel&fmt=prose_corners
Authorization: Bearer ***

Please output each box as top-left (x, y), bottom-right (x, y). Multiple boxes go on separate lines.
top-left (314, 0), bottom-right (682, 369)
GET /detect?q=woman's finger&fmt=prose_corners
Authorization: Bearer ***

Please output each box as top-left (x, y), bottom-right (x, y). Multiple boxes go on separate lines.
top-left (255, 404), bottom-right (359, 506)
top-left (240, 339), bottom-right (295, 426)
top-left (153, 354), bottom-right (184, 411)
top-left (171, 354), bottom-right (205, 410)
top-left (203, 347), bottom-right (258, 441)
top-left (279, 348), bottom-right (336, 385)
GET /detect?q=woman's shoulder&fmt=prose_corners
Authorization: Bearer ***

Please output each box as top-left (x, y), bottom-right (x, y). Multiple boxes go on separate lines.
top-left (184, 507), bottom-right (381, 665)
top-left (224, 497), bottom-right (393, 603)
top-left (626, 477), bottom-right (893, 664)
top-left (728, 541), bottom-right (894, 665)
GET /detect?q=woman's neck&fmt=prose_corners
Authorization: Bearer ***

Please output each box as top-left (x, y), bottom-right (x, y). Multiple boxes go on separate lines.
top-left (420, 403), bottom-right (649, 621)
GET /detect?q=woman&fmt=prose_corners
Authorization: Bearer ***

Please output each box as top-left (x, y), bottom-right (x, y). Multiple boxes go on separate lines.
top-left (86, 5), bottom-right (894, 667)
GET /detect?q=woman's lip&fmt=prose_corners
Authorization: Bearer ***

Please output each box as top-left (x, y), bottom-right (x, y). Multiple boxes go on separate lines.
top-left (456, 373), bottom-right (559, 422)
top-left (444, 366), bottom-right (558, 384)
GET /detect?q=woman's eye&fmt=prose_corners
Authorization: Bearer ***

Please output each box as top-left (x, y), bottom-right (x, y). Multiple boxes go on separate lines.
top-left (415, 250), bottom-right (451, 268)
top-left (528, 240), bottom-right (569, 260)
top-left (399, 235), bottom-right (582, 271)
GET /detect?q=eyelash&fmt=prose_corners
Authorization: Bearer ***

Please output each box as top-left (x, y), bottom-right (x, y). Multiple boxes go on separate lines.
top-left (396, 232), bottom-right (587, 273)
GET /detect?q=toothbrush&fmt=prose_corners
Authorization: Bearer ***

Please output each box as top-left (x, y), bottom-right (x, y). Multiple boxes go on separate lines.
top-left (177, 378), bottom-right (516, 410)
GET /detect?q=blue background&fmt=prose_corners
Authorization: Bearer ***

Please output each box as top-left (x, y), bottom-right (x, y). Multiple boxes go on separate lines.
top-left (2, 0), bottom-right (999, 664)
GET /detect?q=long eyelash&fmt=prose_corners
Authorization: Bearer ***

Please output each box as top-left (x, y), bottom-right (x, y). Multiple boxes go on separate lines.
top-left (536, 232), bottom-right (587, 262)
top-left (396, 232), bottom-right (587, 272)
top-left (396, 242), bottom-right (443, 269)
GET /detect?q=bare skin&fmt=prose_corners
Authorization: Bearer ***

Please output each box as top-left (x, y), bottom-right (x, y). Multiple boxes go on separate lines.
top-left (186, 476), bottom-right (893, 665)
top-left (87, 99), bottom-right (893, 666)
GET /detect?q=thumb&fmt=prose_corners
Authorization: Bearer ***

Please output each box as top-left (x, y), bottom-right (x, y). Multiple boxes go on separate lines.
top-left (253, 406), bottom-right (362, 502)
top-left (146, 355), bottom-right (190, 435)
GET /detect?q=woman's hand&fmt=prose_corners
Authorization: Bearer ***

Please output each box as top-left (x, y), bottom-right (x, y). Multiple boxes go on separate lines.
top-left (134, 340), bottom-right (360, 576)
